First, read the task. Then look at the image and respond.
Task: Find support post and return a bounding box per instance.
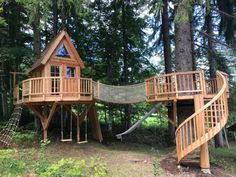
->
[173,101,177,126]
[77,109,80,142]
[194,94,210,171]
[43,129,47,143]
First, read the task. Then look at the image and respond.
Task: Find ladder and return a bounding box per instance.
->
[0,105,22,147]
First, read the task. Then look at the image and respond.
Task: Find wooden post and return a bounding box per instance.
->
[153,78,157,100]
[43,129,47,143]
[77,104,80,142]
[13,72,16,89]
[194,94,210,170]
[78,78,80,100]
[173,101,177,126]
[97,80,100,99]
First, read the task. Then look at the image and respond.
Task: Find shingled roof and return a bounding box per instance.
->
[31,30,85,72]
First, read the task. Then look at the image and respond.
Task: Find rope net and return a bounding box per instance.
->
[0,105,22,148]
[93,81,146,104]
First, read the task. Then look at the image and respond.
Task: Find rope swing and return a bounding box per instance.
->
[60,105,73,142]
[77,105,88,144]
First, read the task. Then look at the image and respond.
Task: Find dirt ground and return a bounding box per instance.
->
[41,140,235,177]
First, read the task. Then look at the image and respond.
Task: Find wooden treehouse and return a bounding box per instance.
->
[12,30,229,171]
[13,30,102,143]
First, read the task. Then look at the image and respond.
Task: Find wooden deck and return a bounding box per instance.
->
[145,71,224,102]
[13,71,228,105]
[13,77,93,104]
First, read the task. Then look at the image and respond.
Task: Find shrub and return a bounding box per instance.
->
[13,130,38,145]
[40,156,107,177]
[0,149,26,176]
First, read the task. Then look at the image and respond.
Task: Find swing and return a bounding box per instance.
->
[61,105,73,142]
[77,106,88,144]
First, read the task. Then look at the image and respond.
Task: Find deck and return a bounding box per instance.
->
[145,71,224,102]
[13,77,93,104]
[13,71,228,105]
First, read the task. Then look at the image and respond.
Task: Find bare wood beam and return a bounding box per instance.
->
[28,105,44,121]
[45,102,58,130]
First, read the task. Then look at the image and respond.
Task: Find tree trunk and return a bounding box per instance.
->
[106,49,114,135]
[175,1,193,72]
[206,4,224,147]
[52,0,58,36]
[61,0,66,29]
[122,0,131,129]
[162,0,174,144]
[108,104,113,135]
[190,6,196,71]
[175,0,194,124]
[32,5,41,58]
[0,62,8,120]
[162,0,172,74]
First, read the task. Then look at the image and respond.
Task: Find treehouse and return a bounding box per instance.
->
[12,29,230,171]
[13,30,103,143]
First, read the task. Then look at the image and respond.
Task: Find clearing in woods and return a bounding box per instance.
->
[7,139,236,177]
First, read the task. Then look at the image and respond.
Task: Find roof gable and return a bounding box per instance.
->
[31,30,85,71]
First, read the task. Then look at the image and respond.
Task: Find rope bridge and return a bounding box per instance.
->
[0,105,22,148]
[93,81,146,104]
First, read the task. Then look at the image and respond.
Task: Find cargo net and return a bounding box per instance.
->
[0,105,22,148]
[93,81,146,104]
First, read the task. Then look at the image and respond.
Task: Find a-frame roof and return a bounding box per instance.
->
[31,30,85,72]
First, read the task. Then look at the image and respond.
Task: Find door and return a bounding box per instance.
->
[65,66,77,94]
[51,65,60,94]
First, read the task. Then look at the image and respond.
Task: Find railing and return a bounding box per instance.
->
[205,78,218,95]
[175,71,228,162]
[13,77,92,103]
[145,71,204,101]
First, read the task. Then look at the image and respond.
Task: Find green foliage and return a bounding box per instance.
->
[39,156,107,177]
[16,0,50,25]
[40,139,51,152]
[13,130,38,145]
[0,148,107,176]
[209,146,236,173]
[0,7,6,26]
[153,159,161,176]
[174,0,192,24]
[0,149,26,176]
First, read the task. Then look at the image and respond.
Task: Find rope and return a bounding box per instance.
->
[60,105,73,141]
[61,105,63,140]
[85,114,87,141]
[93,81,146,104]
[0,105,22,148]
[70,105,72,140]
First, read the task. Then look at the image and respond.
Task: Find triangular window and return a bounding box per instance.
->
[55,43,70,58]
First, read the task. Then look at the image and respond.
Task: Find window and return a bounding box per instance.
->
[51,66,60,77]
[66,67,75,77]
[55,43,70,58]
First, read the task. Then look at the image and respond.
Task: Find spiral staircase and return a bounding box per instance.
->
[145,70,229,169]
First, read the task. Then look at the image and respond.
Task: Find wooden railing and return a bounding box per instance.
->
[13,77,92,104]
[145,71,204,101]
[205,78,218,95]
[175,71,228,162]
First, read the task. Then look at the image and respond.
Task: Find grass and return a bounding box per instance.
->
[209,144,236,174]
[2,128,236,177]
[0,147,108,176]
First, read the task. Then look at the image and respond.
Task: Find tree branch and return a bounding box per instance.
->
[194,29,236,50]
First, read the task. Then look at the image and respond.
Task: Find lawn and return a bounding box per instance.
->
[0,130,235,177]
